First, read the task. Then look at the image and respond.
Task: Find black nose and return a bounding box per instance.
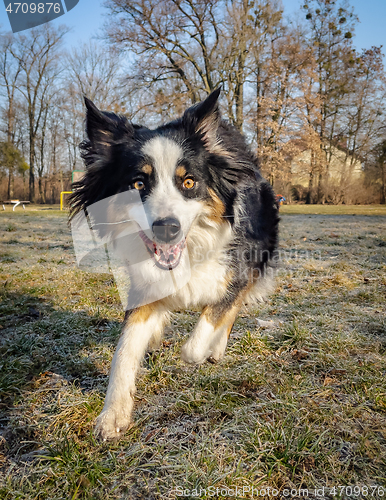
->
[152,217,181,243]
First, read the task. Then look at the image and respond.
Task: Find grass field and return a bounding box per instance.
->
[0,207,385,499]
[279,205,386,216]
[4,202,386,215]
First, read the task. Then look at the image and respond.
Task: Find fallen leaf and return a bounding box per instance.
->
[303,456,315,471]
[323,377,335,386]
[292,349,309,361]
[329,368,347,376]
[144,429,160,442]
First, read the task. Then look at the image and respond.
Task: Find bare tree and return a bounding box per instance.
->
[0,32,23,198]
[62,42,126,172]
[104,0,285,130]
[65,42,124,106]
[8,24,68,202]
[369,140,386,204]
[1,0,385,205]
[302,0,359,201]
[104,0,222,108]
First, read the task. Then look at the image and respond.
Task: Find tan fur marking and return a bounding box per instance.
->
[211,304,238,331]
[207,188,225,222]
[128,303,158,324]
[224,270,234,288]
[141,164,153,175]
[175,165,187,178]
[226,321,235,339]
[203,280,254,336]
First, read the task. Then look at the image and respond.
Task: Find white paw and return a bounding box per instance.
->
[180,340,209,365]
[94,397,134,441]
[208,333,228,362]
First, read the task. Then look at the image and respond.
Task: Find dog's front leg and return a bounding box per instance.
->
[95,304,169,441]
[181,299,242,365]
[180,277,256,365]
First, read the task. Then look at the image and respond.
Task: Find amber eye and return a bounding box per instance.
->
[183,178,195,190]
[133,180,145,190]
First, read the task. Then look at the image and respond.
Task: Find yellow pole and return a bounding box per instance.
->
[60,191,72,211]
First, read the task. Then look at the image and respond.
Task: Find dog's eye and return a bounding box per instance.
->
[133,180,145,190]
[183,178,195,190]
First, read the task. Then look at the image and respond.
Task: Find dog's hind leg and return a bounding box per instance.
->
[95,303,169,441]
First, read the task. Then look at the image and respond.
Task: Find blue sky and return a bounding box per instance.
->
[0,0,385,55]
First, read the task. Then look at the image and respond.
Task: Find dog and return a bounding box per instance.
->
[70,88,279,441]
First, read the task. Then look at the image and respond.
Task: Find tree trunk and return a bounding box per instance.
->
[51,178,56,204]
[7,169,14,199]
[306,151,315,204]
[381,162,386,204]
[38,175,46,204]
[44,176,48,203]
[317,172,324,204]
[29,134,35,202]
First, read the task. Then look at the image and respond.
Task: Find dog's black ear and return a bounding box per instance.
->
[182,88,221,151]
[84,97,134,156]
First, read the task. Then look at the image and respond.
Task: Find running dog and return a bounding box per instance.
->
[70,88,279,441]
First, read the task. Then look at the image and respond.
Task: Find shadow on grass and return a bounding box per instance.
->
[0,290,121,452]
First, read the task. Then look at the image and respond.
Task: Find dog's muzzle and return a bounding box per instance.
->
[139,217,185,270]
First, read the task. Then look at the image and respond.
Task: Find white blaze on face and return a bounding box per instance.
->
[141,137,203,234]
[142,137,183,182]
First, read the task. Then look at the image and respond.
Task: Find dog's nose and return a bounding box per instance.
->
[152,217,181,243]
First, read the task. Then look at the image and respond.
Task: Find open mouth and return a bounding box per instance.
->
[139,230,185,270]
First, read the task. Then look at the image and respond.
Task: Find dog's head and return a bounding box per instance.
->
[70,89,256,271]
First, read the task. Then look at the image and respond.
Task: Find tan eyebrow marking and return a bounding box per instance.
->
[175,165,187,178]
[141,164,153,175]
[207,188,225,222]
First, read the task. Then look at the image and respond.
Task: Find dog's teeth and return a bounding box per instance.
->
[143,236,186,269]
[116,427,120,433]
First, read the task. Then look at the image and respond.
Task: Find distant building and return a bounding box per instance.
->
[290,141,363,187]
